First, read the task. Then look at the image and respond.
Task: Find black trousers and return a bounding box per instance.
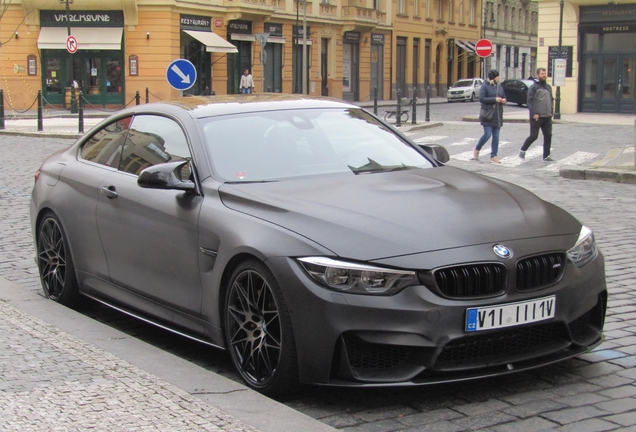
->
[521,117,552,159]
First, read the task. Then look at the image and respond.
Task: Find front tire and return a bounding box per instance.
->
[223,260,298,396]
[36,211,80,307]
[470,92,475,102]
[400,111,409,123]
[384,111,396,123]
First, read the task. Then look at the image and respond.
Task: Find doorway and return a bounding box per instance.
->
[42,50,124,107]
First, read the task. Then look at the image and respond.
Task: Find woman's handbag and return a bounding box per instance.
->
[479,105,496,122]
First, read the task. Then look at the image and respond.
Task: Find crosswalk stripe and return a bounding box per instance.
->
[539,151,599,172]
[499,148,543,167]
[449,138,478,147]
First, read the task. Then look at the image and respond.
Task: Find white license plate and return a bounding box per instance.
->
[465,296,556,332]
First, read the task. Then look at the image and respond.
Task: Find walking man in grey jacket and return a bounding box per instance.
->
[519,67,554,161]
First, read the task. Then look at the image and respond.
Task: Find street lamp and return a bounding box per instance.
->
[554,0,564,120]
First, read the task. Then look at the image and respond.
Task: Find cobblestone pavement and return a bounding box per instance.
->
[0,300,260,432]
[1,129,636,431]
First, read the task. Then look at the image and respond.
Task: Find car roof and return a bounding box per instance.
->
[149,94,360,118]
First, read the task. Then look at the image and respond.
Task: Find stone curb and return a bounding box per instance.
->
[559,166,636,184]
[0,276,336,432]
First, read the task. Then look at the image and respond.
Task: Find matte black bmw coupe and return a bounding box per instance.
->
[31,95,607,396]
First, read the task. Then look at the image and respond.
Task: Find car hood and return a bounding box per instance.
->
[218,167,580,261]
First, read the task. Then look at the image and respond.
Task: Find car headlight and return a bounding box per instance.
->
[567,225,598,267]
[297,257,418,295]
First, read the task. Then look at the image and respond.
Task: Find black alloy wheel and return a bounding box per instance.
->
[224,260,298,396]
[37,212,79,306]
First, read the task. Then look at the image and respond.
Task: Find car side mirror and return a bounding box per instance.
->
[419,143,450,163]
[138,160,196,192]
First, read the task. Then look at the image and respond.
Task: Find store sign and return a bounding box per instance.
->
[344,31,360,44]
[180,14,211,31]
[580,4,636,23]
[552,59,567,87]
[228,20,252,35]
[293,25,312,38]
[40,10,124,27]
[371,34,385,45]
[264,23,283,37]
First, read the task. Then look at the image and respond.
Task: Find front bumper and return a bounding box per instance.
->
[448,93,471,101]
[267,245,607,387]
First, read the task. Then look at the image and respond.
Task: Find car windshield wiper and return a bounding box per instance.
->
[348,158,414,175]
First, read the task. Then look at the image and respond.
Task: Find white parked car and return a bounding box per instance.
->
[448,78,483,102]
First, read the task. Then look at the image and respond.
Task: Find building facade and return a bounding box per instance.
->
[536,0,636,114]
[482,0,538,81]
[0,0,393,109]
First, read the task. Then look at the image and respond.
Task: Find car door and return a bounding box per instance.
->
[96,114,204,318]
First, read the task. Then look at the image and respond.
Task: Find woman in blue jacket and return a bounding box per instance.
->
[473,69,507,164]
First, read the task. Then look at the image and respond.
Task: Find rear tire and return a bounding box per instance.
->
[223,260,299,397]
[36,211,80,307]
[400,111,409,123]
[384,111,396,123]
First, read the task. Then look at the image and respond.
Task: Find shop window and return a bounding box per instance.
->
[603,34,634,51]
[584,34,599,52]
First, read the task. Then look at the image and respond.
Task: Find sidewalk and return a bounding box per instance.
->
[0,276,335,432]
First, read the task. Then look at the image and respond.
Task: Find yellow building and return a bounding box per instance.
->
[536,0,636,114]
[391,0,482,98]
[0,0,393,110]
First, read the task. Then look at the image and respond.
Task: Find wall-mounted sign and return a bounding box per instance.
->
[371,34,385,45]
[180,14,211,31]
[264,23,283,37]
[580,4,636,23]
[228,20,252,35]
[552,58,567,87]
[344,31,360,44]
[293,25,311,38]
[28,55,37,76]
[129,55,138,76]
[214,19,223,28]
[40,10,124,27]
[547,46,573,77]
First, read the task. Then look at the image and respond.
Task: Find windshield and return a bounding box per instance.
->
[452,80,474,88]
[200,108,435,182]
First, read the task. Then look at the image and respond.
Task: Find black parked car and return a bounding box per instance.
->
[31,94,606,396]
[501,79,536,106]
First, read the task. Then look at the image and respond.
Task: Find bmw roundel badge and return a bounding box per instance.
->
[493,244,513,259]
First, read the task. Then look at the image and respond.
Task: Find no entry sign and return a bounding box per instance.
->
[475,39,493,58]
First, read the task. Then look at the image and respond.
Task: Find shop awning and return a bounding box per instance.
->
[37,27,123,50]
[183,30,238,53]
[455,40,475,53]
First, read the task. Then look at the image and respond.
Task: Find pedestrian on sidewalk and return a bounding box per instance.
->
[239,69,255,94]
[519,67,554,161]
[473,69,506,164]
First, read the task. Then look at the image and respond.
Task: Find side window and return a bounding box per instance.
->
[119,115,192,177]
[80,116,132,167]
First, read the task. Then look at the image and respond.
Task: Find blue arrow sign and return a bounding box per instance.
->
[166,59,197,91]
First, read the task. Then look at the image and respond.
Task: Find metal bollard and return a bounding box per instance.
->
[37,91,43,131]
[373,86,378,115]
[78,91,84,134]
[412,88,417,124]
[145,87,149,104]
[396,89,402,128]
[425,86,431,123]
[135,91,140,105]
[1,89,6,130]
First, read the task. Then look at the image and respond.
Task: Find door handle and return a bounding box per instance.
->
[101,186,118,199]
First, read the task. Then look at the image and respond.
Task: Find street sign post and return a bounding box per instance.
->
[66,35,78,54]
[475,39,493,58]
[166,59,197,91]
